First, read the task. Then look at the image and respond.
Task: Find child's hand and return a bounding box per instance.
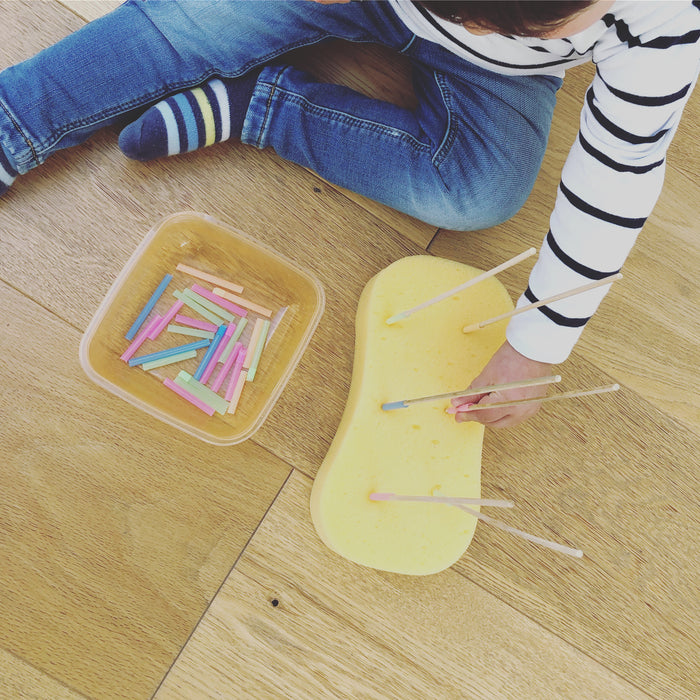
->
[451,341,553,428]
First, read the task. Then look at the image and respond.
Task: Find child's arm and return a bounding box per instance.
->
[450,341,553,428]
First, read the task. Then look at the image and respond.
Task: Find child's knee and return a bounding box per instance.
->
[414,168,535,231]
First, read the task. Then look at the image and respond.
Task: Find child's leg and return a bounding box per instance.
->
[240,54,561,230]
[0,0,411,188]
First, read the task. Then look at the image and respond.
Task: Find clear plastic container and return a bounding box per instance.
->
[80,212,325,445]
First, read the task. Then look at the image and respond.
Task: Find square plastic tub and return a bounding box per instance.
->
[80,212,325,445]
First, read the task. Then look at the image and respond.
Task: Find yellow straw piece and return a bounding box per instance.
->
[243,319,265,370]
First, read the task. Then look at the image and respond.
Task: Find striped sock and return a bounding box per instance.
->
[118,73,259,162]
[0,145,18,196]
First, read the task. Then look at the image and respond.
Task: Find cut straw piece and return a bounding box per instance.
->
[243,319,266,370]
[451,384,620,413]
[164,377,215,416]
[201,322,236,384]
[125,273,173,341]
[147,315,163,340]
[183,289,236,323]
[211,342,243,393]
[381,375,561,410]
[224,346,247,401]
[175,371,229,415]
[167,325,215,339]
[128,339,210,367]
[218,318,248,363]
[174,315,218,332]
[463,273,623,333]
[120,316,162,362]
[191,284,248,317]
[212,287,273,318]
[246,319,270,382]
[173,290,226,325]
[369,493,514,508]
[149,300,185,339]
[176,263,244,293]
[193,324,227,381]
[226,369,248,414]
[142,349,197,371]
[456,504,583,558]
[386,248,536,325]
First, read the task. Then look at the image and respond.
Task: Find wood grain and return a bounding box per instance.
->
[0,281,291,699]
[155,471,652,700]
[0,649,87,700]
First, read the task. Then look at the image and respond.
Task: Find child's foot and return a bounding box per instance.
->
[0,146,18,196]
[118,73,260,161]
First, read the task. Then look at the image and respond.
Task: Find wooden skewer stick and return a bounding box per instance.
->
[451,384,620,413]
[381,374,561,411]
[386,247,537,325]
[370,493,514,508]
[456,504,583,558]
[462,272,623,333]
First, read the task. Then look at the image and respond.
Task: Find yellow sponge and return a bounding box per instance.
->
[310,255,513,575]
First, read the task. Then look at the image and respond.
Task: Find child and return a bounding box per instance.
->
[0,1,697,427]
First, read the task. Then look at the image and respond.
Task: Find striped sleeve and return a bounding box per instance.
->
[507,7,700,364]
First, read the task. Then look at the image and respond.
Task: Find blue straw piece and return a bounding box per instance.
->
[193,324,227,381]
[128,339,210,367]
[381,400,409,411]
[125,273,173,341]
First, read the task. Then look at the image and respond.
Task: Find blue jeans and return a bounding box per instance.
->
[0,0,561,230]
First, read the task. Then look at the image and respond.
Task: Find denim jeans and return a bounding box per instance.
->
[0,0,561,230]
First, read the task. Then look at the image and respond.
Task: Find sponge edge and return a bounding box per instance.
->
[310,255,514,576]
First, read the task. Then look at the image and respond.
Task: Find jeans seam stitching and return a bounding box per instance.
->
[0,100,38,167]
[256,81,433,152]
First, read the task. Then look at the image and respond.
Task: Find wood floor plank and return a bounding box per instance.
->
[155,470,651,700]
[0,649,88,700]
[0,281,291,699]
[429,65,700,433]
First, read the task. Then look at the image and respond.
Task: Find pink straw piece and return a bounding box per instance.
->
[446,402,475,415]
[163,377,216,416]
[149,300,185,339]
[191,284,248,317]
[224,346,247,401]
[120,316,162,362]
[174,314,219,332]
[148,315,163,339]
[201,322,237,385]
[211,342,243,393]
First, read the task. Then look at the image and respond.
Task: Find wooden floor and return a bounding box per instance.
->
[1,2,698,698]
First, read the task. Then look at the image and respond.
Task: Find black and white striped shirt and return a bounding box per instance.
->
[390,0,700,363]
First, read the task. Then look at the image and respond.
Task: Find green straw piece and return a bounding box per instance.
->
[183,289,235,323]
[246,319,270,382]
[141,349,198,371]
[167,324,215,339]
[173,290,226,325]
[218,317,248,363]
[175,370,229,415]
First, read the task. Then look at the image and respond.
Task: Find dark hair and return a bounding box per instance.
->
[417,1,596,37]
